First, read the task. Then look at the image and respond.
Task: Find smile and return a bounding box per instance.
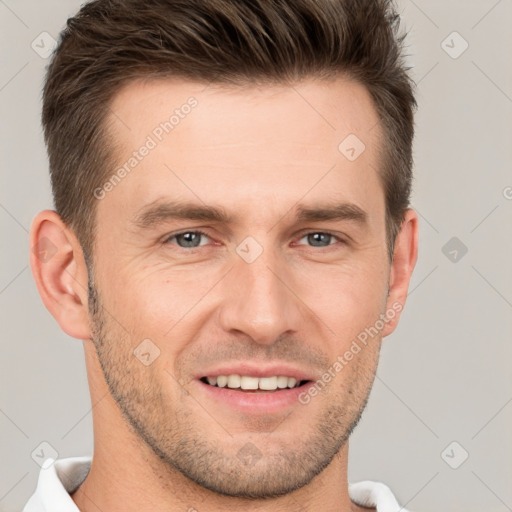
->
[200,375,307,391]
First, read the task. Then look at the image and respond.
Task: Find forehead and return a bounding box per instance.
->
[108,75,382,149]
[101,76,384,223]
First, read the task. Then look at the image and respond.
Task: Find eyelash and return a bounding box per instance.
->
[163,229,346,250]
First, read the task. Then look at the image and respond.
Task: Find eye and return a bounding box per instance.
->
[164,230,212,249]
[296,231,344,248]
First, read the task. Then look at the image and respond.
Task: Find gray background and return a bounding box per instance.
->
[1,1,511,511]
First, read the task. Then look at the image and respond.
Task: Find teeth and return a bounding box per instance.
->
[276,376,288,389]
[227,375,241,388]
[204,375,302,390]
[287,377,297,388]
[259,377,277,390]
[240,376,259,390]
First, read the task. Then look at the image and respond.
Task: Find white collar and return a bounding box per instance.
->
[23,456,411,512]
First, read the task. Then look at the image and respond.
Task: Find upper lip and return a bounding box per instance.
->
[195,362,316,382]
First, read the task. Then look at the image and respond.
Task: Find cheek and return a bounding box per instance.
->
[293,259,388,337]
[103,267,216,357]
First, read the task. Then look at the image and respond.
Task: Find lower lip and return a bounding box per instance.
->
[195,379,312,414]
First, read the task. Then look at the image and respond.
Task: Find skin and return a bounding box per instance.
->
[30,76,418,512]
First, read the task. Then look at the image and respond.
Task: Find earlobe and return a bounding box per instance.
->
[381,208,419,337]
[29,210,92,340]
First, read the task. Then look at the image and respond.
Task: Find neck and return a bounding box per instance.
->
[71,445,364,512]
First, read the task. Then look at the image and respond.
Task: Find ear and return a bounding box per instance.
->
[29,210,91,340]
[381,208,419,337]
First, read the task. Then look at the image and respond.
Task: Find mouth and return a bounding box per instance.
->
[193,364,316,413]
[199,375,311,392]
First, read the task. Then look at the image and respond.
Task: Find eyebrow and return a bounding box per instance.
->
[133,201,232,228]
[132,200,368,229]
[296,203,367,224]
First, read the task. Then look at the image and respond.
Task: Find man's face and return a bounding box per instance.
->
[89,77,392,498]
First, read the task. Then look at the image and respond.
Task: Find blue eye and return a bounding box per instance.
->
[163,230,344,251]
[165,230,211,248]
[297,232,341,247]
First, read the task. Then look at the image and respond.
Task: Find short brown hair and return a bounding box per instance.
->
[42,0,416,261]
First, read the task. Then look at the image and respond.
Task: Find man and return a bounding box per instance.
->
[25,0,418,510]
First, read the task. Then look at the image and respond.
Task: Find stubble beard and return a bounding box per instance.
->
[87,276,377,499]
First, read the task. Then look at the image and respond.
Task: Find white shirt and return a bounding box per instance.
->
[23,456,412,512]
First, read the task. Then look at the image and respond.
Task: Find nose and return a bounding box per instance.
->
[217,247,302,346]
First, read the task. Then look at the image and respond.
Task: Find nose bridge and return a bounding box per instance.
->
[218,241,299,344]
